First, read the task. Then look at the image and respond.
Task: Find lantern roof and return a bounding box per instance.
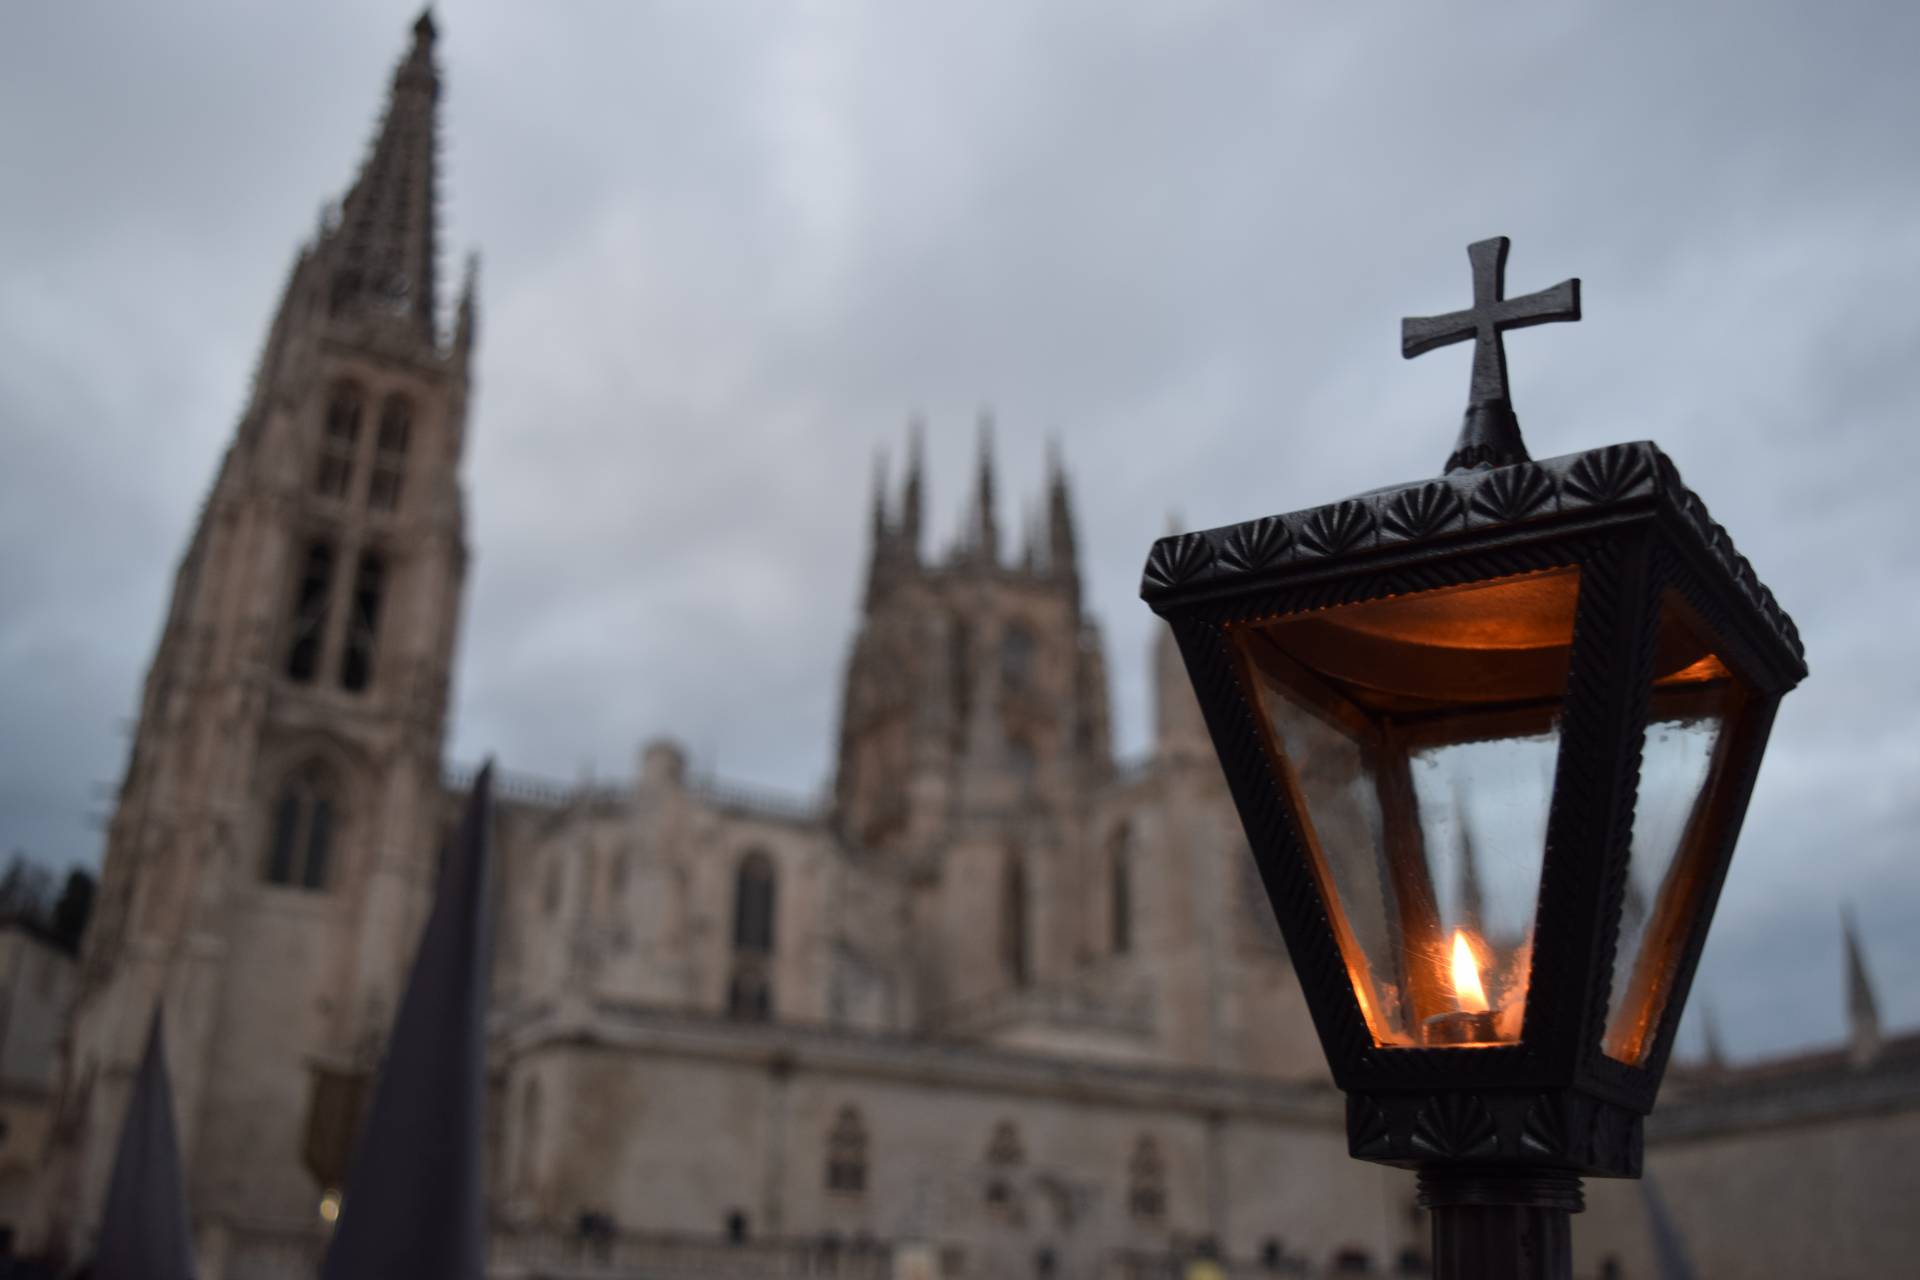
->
[1142,440,1805,690]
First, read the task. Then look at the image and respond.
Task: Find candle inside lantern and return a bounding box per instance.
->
[1423,928,1502,1046]
[1450,929,1490,1014]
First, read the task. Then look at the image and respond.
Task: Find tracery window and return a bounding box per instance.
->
[368,395,410,511]
[315,383,363,499]
[948,619,973,754]
[825,1106,868,1194]
[265,761,337,890]
[732,850,776,953]
[1110,825,1133,955]
[285,540,336,683]
[1128,1135,1166,1223]
[338,551,386,692]
[1001,622,1036,689]
[1001,853,1030,988]
[727,851,777,1021]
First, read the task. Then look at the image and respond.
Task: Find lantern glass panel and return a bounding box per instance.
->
[1230,567,1580,1049]
[1604,590,1753,1064]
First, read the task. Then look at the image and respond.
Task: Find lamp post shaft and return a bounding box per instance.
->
[1418,1167,1581,1280]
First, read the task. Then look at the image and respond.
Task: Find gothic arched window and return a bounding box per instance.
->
[948,619,973,755]
[1110,825,1133,955]
[338,551,386,692]
[825,1106,868,1194]
[1128,1135,1166,1223]
[316,382,363,499]
[732,850,776,954]
[1001,623,1036,689]
[728,850,777,1021]
[368,395,411,511]
[265,762,337,890]
[284,540,336,683]
[1001,853,1030,987]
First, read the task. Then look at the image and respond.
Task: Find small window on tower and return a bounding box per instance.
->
[339,552,386,692]
[1001,623,1036,689]
[368,395,411,511]
[264,761,338,891]
[316,383,363,499]
[1001,853,1030,988]
[285,541,336,683]
[732,850,777,954]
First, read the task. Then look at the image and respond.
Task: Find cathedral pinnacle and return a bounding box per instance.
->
[1046,438,1078,588]
[1843,906,1882,1067]
[973,409,999,564]
[870,447,891,544]
[900,414,925,558]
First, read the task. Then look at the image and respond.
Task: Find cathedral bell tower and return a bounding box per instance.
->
[833,415,1113,853]
[44,14,477,1255]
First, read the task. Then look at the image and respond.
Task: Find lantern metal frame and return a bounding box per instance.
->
[1141,440,1806,1184]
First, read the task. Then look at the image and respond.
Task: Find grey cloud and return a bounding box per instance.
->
[2,0,1915,1060]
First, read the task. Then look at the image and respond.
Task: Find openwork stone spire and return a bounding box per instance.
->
[327,11,443,341]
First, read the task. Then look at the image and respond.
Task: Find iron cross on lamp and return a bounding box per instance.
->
[1140,237,1806,1280]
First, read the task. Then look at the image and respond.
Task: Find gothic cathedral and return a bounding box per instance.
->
[38,16,1421,1278]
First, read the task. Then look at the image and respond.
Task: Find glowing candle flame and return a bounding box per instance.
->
[1450,929,1490,1014]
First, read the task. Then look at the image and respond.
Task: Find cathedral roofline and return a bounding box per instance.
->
[496,998,1345,1124]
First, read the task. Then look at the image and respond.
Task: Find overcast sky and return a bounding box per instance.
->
[3,1,1915,1062]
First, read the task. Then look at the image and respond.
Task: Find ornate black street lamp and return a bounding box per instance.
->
[1141,238,1806,1279]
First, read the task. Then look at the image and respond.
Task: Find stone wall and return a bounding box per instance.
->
[495,1004,1416,1279]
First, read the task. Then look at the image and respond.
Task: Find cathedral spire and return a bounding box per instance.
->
[1046,437,1079,593]
[1844,906,1882,1068]
[864,447,895,607]
[870,446,891,546]
[324,12,444,342]
[972,408,999,564]
[899,414,925,561]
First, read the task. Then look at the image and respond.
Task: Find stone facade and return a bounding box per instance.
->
[0,923,76,1249]
[27,15,1916,1280]
[1578,1032,1920,1279]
